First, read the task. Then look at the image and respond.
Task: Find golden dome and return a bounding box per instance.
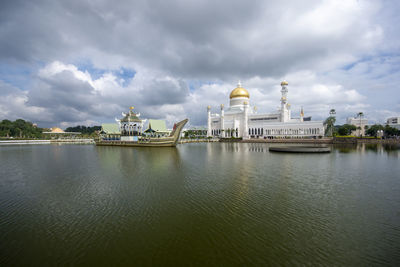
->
[281,80,288,86]
[230,81,249,99]
[51,127,64,133]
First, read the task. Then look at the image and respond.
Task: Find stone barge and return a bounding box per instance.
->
[269,146,331,153]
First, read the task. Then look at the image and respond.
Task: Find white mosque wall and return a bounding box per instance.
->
[210,117,324,138]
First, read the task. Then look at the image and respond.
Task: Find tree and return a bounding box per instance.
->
[357,112,364,136]
[324,117,336,136]
[324,109,336,136]
[365,124,384,137]
[384,125,400,137]
[65,125,101,136]
[337,124,356,136]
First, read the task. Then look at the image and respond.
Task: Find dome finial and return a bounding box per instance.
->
[237,80,242,88]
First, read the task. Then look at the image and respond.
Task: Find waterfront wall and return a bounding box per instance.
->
[218,137,400,145]
[240,138,333,144]
[0,139,95,145]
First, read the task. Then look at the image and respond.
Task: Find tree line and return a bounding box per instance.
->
[65,125,101,135]
[0,119,102,139]
[330,124,399,137]
[0,119,43,138]
[324,110,399,137]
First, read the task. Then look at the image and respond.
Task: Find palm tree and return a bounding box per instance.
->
[329,109,336,136]
[357,112,364,137]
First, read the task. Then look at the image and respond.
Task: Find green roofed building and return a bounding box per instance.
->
[101,123,120,140]
[144,120,170,137]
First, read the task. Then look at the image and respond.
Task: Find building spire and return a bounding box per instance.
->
[237,80,242,88]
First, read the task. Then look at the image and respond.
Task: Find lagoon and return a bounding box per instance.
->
[1,143,399,266]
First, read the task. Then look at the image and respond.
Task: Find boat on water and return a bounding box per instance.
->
[96,118,188,147]
[269,145,331,153]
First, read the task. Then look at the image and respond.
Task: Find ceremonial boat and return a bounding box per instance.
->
[96,118,188,147]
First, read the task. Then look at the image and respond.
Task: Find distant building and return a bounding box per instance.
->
[386,117,400,130]
[43,127,81,139]
[207,81,325,139]
[346,116,368,136]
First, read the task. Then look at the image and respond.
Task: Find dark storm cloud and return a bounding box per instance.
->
[0,0,378,79]
[140,79,189,105]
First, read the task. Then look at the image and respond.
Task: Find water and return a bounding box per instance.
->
[1,143,399,266]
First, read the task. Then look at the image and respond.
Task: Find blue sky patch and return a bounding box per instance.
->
[113,68,136,86]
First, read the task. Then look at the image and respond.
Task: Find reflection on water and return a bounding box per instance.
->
[334,143,400,157]
[0,143,399,266]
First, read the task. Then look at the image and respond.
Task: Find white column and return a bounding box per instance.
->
[207,106,211,137]
[300,106,304,122]
[280,81,289,122]
[243,101,249,139]
[220,104,224,138]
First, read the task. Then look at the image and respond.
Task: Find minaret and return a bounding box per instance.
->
[300,106,304,122]
[243,101,249,139]
[280,80,289,122]
[207,105,211,137]
[220,104,224,138]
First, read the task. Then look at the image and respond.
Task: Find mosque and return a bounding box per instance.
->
[207,81,325,139]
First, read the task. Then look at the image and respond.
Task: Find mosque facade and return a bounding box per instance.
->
[207,81,325,139]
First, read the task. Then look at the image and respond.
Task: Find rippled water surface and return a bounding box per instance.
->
[1,143,400,266]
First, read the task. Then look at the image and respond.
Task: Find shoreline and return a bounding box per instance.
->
[239,137,400,144]
[0,139,95,145]
[1,137,399,145]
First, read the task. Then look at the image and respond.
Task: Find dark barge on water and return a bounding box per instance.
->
[269,146,331,153]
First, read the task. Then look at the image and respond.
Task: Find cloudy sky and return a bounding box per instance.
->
[0,0,399,128]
